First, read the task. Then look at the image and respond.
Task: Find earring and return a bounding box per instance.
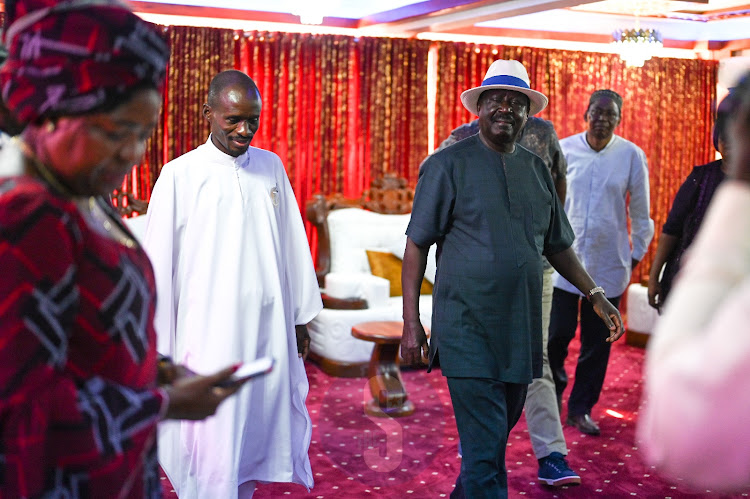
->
[46,121,56,132]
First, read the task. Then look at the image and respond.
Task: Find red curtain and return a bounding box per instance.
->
[123,25,236,203]
[237,32,430,213]
[433,42,717,284]
[124,25,717,283]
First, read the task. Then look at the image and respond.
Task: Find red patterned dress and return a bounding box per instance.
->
[0,176,167,498]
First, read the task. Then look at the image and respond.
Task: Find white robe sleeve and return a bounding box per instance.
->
[638,181,750,491]
[142,164,180,356]
[277,160,323,326]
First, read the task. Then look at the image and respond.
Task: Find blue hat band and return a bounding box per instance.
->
[482,75,529,89]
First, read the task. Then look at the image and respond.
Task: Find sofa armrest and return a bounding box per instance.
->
[320,293,368,310]
[324,272,391,309]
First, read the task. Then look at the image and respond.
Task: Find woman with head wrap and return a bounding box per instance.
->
[647,91,738,312]
[0,1,245,496]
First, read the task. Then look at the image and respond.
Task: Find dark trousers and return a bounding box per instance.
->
[547,287,621,418]
[447,377,528,499]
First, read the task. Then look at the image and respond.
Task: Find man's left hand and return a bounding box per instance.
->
[591,294,624,343]
[296,325,311,359]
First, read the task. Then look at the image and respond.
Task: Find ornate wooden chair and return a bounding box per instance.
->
[305,173,433,377]
[111,189,149,241]
[111,189,149,217]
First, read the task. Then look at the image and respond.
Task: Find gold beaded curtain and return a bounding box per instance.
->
[238,31,356,207]
[356,37,431,187]
[433,42,718,284]
[237,32,430,210]
[124,25,236,202]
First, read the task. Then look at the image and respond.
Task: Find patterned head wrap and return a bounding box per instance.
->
[588,89,623,114]
[0,0,170,124]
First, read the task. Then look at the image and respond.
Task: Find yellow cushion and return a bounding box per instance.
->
[366,250,433,297]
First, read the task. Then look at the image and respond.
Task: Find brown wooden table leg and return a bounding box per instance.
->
[365,341,414,417]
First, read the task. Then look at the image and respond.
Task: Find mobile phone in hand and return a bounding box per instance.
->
[215,357,274,388]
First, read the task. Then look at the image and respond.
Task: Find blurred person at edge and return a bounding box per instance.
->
[0,1,246,497]
[0,43,24,142]
[638,72,750,493]
[647,90,738,312]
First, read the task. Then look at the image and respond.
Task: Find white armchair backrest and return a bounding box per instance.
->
[327,208,411,274]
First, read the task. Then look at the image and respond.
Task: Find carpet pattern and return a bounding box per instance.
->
[161,337,750,498]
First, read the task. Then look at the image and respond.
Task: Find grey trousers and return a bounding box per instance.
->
[524,267,568,459]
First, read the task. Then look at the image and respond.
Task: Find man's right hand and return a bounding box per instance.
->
[401,320,429,366]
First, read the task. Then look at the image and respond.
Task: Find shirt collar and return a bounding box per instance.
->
[203,135,249,167]
[583,132,617,153]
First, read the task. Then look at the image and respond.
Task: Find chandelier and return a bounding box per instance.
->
[612,28,663,68]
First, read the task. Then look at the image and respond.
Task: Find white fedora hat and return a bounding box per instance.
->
[460,59,548,116]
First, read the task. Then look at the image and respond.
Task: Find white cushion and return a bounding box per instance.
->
[308,295,433,364]
[327,208,411,274]
[324,272,390,309]
[626,283,660,334]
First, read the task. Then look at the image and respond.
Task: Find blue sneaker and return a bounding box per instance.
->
[538,452,582,487]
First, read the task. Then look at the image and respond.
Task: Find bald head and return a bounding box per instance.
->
[204,70,262,157]
[207,70,260,107]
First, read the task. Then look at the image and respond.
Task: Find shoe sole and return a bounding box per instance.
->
[539,476,582,487]
[565,418,600,436]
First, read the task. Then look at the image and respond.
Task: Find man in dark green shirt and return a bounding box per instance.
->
[401,59,623,498]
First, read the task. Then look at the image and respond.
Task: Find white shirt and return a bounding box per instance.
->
[143,137,322,498]
[638,181,750,492]
[553,132,654,297]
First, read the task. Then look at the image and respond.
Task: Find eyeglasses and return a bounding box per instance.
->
[588,108,619,120]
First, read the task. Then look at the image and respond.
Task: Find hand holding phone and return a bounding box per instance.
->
[214,357,274,388]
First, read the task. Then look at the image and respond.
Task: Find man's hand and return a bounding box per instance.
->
[401,320,428,366]
[590,293,624,342]
[647,278,662,311]
[296,324,311,360]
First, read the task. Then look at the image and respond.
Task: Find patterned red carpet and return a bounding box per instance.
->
[161,337,750,498]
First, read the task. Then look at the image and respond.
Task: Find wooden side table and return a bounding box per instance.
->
[351,320,424,418]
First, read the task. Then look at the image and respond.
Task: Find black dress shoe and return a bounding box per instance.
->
[566,414,600,435]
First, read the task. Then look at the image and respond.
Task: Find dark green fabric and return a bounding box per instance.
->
[407,135,574,383]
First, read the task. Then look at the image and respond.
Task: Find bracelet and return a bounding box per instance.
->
[157,354,173,367]
[587,286,605,302]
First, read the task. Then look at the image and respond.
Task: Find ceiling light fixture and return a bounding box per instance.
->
[611,1,664,68]
[296,11,324,25]
[612,27,663,68]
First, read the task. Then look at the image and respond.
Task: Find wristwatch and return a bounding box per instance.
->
[587,286,605,302]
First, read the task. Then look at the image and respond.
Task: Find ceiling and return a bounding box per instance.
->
[0,1,746,56]
[129,0,750,57]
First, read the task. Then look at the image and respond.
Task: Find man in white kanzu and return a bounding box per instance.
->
[143,70,322,498]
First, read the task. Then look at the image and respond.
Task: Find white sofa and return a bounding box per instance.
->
[625,282,660,347]
[305,175,433,377]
